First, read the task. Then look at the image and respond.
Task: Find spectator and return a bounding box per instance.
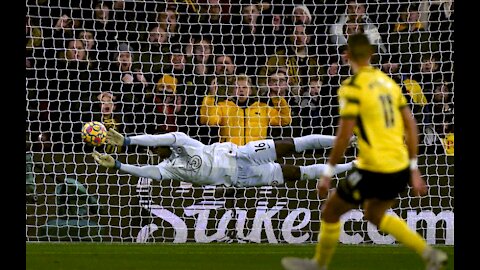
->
[393,4,424,32]
[430,80,454,137]
[213,55,236,100]
[168,45,193,82]
[419,0,453,72]
[162,44,199,137]
[329,0,386,53]
[77,30,98,67]
[412,53,443,98]
[26,15,43,71]
[260,25,323,94]
[292,5,312,25]
[257,3,287,58]
[154,74,184,134]
[200,75,291,145]
[421,79,454,155]
[387,4,437,70]
[381,55,402,84]
[298,77,322,136]
[135,24,170,84]
[109,0,141,46]
[263,68,289,97]
[325,45,351,87]
[47,39,101,152]
[165,0,201,43]
[45,13,81,60]
[91,92,130,153]
[88,2,116,53]
[184,37,216,140]
[192,37,214,78]
[215,55,236,77]
[319,45,352,136]
[101,42,149,135]
[232,2,270,77]
[157,7,181,44]
[197,0,233,48]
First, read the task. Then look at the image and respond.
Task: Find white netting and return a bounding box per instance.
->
[26,0,454,244]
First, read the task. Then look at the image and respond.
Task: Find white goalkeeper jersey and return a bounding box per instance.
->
[159,142,239,186]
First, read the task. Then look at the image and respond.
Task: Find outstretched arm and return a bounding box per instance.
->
[117,163,162,180]
[92,151,162,180]
[107,129,176,147]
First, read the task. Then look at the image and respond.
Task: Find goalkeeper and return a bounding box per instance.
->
[92,130,356,187]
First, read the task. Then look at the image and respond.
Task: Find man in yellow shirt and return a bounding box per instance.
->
[281,33,447,270]
[200,74,291,146]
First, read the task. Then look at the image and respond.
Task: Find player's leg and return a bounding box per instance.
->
[313,192,356,267]
[365,199,447,269]
[237,161,353,187]
[282,192,356,270]
[284,166,364,270]
[274,135,337,158]
[240,135,347,166]
[237,139,278,165]
[235,160,352,187]
[281,162,354,183]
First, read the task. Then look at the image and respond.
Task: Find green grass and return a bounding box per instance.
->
[26,243,454,270]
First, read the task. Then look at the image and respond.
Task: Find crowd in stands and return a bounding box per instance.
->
[26,0,454,155]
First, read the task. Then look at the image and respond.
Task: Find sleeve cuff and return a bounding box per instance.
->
[124,137,131,146]
[114,160,122,170]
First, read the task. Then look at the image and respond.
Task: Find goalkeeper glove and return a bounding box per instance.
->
[92,151,121,169]
[107,129,130,146]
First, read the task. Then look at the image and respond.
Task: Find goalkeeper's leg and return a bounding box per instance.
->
[240,162,353,187]
[281,162,354,182]
[239,135,339,166]
[274,135,337,158]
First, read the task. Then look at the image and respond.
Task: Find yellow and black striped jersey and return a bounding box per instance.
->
[339,66,409,173]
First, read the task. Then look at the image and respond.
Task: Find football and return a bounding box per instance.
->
[81,121,107,147]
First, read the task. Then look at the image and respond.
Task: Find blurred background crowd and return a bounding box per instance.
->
[26,0,454,155]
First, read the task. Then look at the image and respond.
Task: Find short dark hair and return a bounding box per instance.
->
[347,33,373,62]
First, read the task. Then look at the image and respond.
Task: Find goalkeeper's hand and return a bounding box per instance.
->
[92,151,116,168]
[107,129,125,146]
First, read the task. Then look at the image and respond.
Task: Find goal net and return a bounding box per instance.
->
[26,0,454,244]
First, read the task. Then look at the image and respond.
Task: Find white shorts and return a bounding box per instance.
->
[234,140,284,187]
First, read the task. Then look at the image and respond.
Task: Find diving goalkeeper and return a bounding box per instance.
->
[92,130,356,187]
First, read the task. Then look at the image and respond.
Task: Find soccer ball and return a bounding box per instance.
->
[81,121,107,147]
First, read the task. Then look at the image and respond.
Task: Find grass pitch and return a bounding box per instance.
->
[26,243,454,270]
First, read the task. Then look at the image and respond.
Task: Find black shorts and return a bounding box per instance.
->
[336,166,410,205]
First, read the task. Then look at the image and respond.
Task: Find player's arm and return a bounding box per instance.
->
[106,129,176,147]
[92,151,162,180]
[400,106,427,196]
